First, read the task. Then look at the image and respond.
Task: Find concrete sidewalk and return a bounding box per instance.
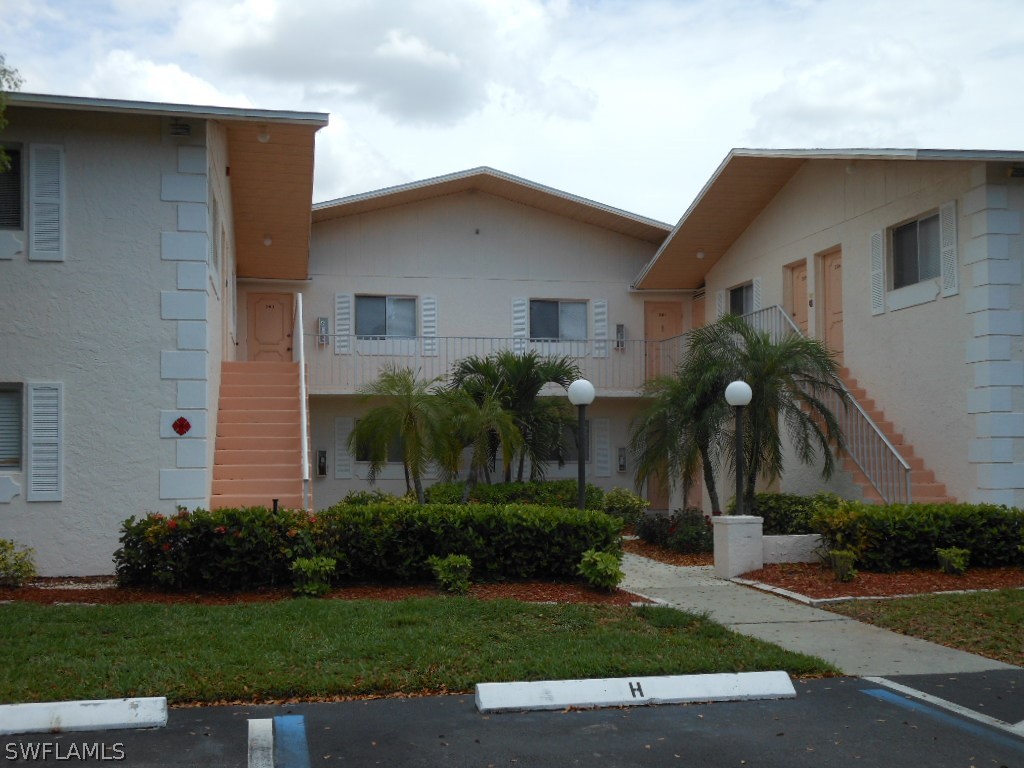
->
[620,553,1018,677]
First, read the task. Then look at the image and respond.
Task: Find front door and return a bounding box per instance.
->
[644,301,683,380]
[247,293,294,361]
[821,250,844,363]
[788,261,809,334]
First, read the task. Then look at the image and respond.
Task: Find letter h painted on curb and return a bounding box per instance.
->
[629,681,645,699]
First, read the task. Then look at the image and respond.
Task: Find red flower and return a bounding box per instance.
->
[309,516,318,524]
[167,519,178,530]
[215,526,227,535]
[161,543,171,552]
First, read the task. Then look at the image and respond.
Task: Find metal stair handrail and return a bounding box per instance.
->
[293,294,312,511]
[742,306,912,504]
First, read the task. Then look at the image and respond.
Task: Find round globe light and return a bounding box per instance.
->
[725,380,752,407]
[567,378,596,406]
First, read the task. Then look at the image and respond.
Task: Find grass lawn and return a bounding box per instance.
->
[0,598,835,704]
[827,588,1024,667]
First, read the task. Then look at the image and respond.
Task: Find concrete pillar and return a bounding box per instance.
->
[713,515,764,578]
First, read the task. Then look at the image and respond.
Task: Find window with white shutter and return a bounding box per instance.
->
[0,148,23,229]
[0,385,22,471]
[27,382,62,501]
[28,144,64,262]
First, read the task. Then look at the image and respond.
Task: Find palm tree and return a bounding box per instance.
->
[687,314,848,512]
[449,350,580,482]
[349,365,450,504]
[630,314,848,514]
[440,389,523,501]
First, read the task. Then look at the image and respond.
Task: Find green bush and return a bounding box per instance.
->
[936,547,970,576]
[337,489,412,507]
[727,492,841,535]
[828,549,857,582]
[636,508,713,554]
[577,549,624,591]
[602,487,649,528]
[425,480,605,509]
[0,539,36,587]
[291,556,337,597]
[813,501,1024,572]
[427,554,473,594]
[115,503,621,589]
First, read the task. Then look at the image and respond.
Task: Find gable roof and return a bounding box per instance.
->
[313,166,673,243]
[633,148,1024,290]
[7,93,329,280]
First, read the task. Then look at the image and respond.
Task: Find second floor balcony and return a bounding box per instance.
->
[304,334,689,396]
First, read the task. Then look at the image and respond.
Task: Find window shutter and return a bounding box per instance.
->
[421,295,438,357]
[29,145,65,262]
[752,277,762,311]
[27,382,62,501]
[334,294,352,355]
[716,290,725,319]
[593,418,611,478]
[0,389,21,470]
[870,231,885,315]
[939,201,959,297]
[512,298,528,353]
[592,299,608,359]
[334,417,353,480]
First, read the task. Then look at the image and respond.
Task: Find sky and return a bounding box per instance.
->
[3,0,1023,224]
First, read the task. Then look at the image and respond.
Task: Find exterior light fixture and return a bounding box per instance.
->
[567,379,596,510]
[724,380,752,516]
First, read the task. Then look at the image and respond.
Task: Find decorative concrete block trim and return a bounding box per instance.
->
[972,310,1024,338]
[972,361,1024,388]
[713,515,764,579]
[0,475,20,503]
[978,463,1024,490]
[177,321,209,351]
[161,291,208,321]
[177,262,208,291]
[0,697,167,736]
[161,174,207,203]
[160,410,208,439]
[176,381,208,409]
[161,231,209,262]
[964,335,1012,364]
[159,468,207,500]
[176,439,208,469]
[963,184,1008,215]
[972,259,1022,288]
[177,203,208,233]
[763,534,822,564]
[967,437,1015,463]
[974,412,1024,438]
[970,488,1019,506]
[964,233,1010,264]
[160,351,208,381]
[964,285,1011,314]
[970,209,1021,237]
[177,146,207,175]
[966,386,1014,414]
[0,231,22,260]
[475,671,795,714]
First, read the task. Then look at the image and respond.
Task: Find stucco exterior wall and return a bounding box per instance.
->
[0,108,192,574]
[702,159,1020,504]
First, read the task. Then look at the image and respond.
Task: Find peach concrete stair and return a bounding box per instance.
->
[838,369,954,504]
[211,361,307,510]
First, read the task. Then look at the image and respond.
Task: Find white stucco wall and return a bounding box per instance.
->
[702,158,1024,505]
[0,107,226,574]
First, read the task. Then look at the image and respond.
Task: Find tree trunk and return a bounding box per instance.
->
[516,451,526,483]
[700,447,721,514]
[463,466,478,503]
[413,473,425,505]
[403,462,412,496]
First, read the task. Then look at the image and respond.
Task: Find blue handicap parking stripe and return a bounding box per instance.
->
[274,715,312,768]
[862,689,1024,755]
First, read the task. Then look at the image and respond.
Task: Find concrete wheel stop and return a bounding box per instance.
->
[0,697,168,736]
[475,671,796,714]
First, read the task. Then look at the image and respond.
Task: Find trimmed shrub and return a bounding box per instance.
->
[428,554,473,594]
[636,508,713,554]
[0,539,36,587]
[578,549,624,591]
[728,492,841,535]
[828,549,857,582]
[602,487,649,528]
[291,556,336,597]
[425,480,605,509]
[936,547,970,576]
[813,501,1024,572]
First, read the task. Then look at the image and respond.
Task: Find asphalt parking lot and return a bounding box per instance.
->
[5,672,1022,767]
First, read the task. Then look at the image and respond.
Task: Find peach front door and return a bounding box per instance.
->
[821,250,844,363]
[644,301,683,380]
[247,293,294,361]
[789,261,809,334]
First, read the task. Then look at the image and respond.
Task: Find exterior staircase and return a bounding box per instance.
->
[839,368,954,504]
[211,361,307,510]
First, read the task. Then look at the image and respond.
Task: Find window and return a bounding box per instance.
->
[891,213,940,290]
[355,296,416,338]
[355,430,404,464]
[0,148,22,229]
[530,300,586,341]
[0,386,22,470]
[729,283,754,316]
[562,420,590,463]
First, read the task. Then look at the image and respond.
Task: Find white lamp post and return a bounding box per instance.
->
[724,380,753,516]
[567,379,596,510]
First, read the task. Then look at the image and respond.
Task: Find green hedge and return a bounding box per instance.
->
[726,492,841,535]
[425,479,604,509]
[115,503,621,590]
[812,501,1024,572]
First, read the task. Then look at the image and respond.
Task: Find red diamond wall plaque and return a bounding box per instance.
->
[172,417,192,436]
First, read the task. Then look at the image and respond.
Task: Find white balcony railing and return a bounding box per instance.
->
[304,335,690,396]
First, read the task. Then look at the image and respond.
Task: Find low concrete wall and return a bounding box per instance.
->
[712,516,764,578]
[762,534,823,564]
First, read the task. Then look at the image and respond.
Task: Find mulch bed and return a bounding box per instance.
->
[738,562,1024,600]
[0,577,648,607]
[622,538,714,567]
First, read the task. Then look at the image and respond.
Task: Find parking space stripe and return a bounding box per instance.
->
[248,718,274,768]
[862,688,1024,754]
[274,715,311,768]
